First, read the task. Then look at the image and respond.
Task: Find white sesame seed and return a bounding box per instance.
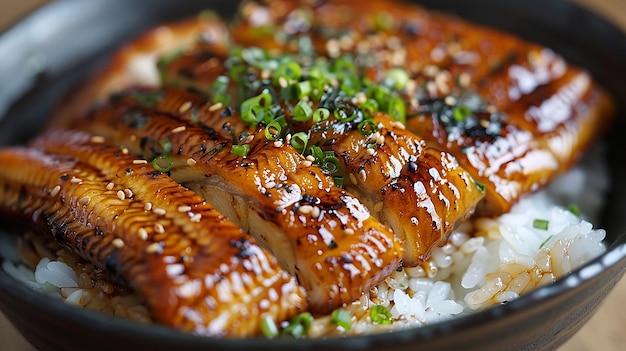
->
[273,140,284,148]
[302,160,313,167]
[50,185,61,197]
[376,134,385,145]
[133,159,148,165]
[359,169,367,182]
[374,201,384,212]
[90,135,106,143]
[190,213,202,223]
[70,177,82,184]
[366,148,376,156]
[278,77,289,88]
[117,190,126,201]
[178,101,192,113]
[311,206,321,218]
[178,205,192,213]
[106,182,115,190]
[79,196,91,205]
[138,228,148,240]
[208,102,223,112]
[153,208,166,216]
[112,238,125,249]
[121,148,129,155]
[298,205,313,215]
[154,223,165,233]
[124,189,133,199]
[305,155,316,162]
[244,134,254,143]
[186,158,197,166]
[265,181,276,189]
[171,126,186,134]
[444,96,457,106]
[349,173,358,185]
[344,228,355,235]
[144,202,153,211]
[145,242,161,254]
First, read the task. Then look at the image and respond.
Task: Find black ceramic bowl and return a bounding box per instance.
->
[1,1,626,350]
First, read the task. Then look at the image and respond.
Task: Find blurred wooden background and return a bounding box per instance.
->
[1,0,625,350]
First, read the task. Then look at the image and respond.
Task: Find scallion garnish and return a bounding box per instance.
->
[264,117,286,141]
[539,234,554,249]
[240,90,272,127]
[231,144,250,157]
[533,219,549,230]
[567,204,581,217]
[293,100,314,122]
[383,68,410,90]
[360,99,379,118]
[313,108,331,123]
[290,132,309,154]
[387,95,406,124]
[474,180,486,193]
[357,119,378,135]
[282,312,313,338]
[151,155,173,173]
[273,58,302,86]
[453,105,472,122]
[330,308,352,330]
[292,80,312,99]
[260,315,279,339]
[333,176,344,188]
[370,305,393,325]
[209,75,231,105]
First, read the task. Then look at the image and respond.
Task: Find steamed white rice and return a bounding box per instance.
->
[0,144,610,335]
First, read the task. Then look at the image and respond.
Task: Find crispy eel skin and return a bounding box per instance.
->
[72,99,403,313]
[0,129,308,336]
[229,0,615,214]
[109,85,483,266]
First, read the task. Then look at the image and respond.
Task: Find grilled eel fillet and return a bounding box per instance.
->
[71,99,403,313]
[51,11,230,128]
[107,84,483,267]
[229,0,615,214]
[0,129,307,336]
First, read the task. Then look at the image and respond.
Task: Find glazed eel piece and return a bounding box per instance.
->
[109,73,483,268]
[0,129,307,336]
[72,98,403,313]
[230,0,615,214]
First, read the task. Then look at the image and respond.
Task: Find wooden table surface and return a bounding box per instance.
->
[1,0,625,350]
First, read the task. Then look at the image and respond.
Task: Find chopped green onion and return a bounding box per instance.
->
[231,144,250,157]
[334,105,357,122]
[260,315,279,339]
[273,59,303,85]
[129,90,165,107]
[209,75,231,105]
[333,176,344,188]
[474,180,486,193]
[151,155,173,173]
[383,68,410,90]
[281,312,312,338]
[264,117,286,141]
[240,47,267,67]
[313,108,331,123]
[387,95,406,124]
[533,219,549,230]
[567,204,581,217]
[539,234,554,249]
[357,119,378,135]
[292,80,312,99]
[370,305,392,325]
[160,138,172,154]
[293,100,314,122]
[453,105,472,122]
[360,99,379,118]
[240,90,272,127]
[330,308,352,330]
[290,132,309,154]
